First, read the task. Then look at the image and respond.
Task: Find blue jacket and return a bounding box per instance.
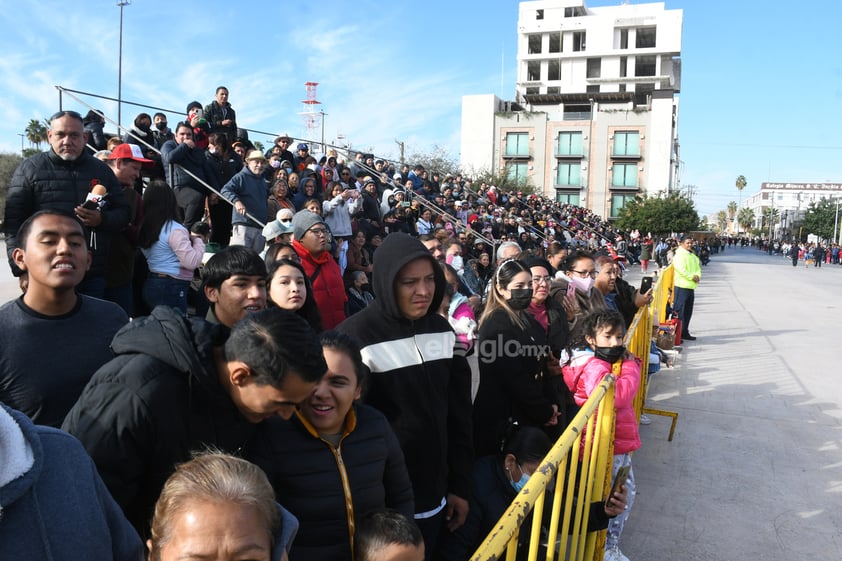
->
[0,404,143,561]
[221,165,269,228]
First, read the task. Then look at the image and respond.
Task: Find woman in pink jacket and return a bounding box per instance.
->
[561,309,640,561]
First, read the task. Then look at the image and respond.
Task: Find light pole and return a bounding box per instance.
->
[117,0,130,134]
[18,133,24,156]
[319,111,326,153]
[834,199,840,245]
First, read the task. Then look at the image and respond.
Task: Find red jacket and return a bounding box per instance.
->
[293,240,347,330]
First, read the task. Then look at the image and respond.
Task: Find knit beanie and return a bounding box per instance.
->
[292,210,326,241]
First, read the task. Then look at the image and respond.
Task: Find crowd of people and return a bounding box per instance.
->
[0,89,711,561]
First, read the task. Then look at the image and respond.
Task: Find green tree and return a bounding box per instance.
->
[406,144,460,177]
[727,201,738,233]
[737,207,755,232]
[614,192,699,235]
[761,207,779,233]
[25,119,48,148]
[801,198,837,240]
[716,210,728,232]
[0,152,23,224]
[735,174,747,207]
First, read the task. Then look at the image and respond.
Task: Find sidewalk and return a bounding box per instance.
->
[621,248,842,560]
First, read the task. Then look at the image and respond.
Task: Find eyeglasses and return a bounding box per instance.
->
[570,269,597,278]
[49,110,83,122]
[307,228,328,237]
[532,276,552,285]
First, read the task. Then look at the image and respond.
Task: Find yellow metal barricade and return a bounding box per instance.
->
[471,266,680,561]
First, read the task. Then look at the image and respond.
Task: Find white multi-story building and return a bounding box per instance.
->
[461,0,683,219]
[745,182,842,239]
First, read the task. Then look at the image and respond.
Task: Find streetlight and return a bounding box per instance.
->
[117,0,131,134]
[834,199,840,245]
[18,133,24,156]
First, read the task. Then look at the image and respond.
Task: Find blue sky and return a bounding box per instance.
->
[1,0,841,217]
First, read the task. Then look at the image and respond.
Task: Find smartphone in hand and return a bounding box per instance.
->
[606,465,631,508]
[640,276,653,293]
[566,282,576,299]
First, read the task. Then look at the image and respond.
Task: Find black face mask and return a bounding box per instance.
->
[594,345,625,364]
[507,288,533,310]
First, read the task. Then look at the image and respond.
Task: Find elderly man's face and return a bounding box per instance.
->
[47,115,87,161]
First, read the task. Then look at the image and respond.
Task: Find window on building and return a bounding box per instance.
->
[586,58,601,78]
[556,191,581,205]
[635,55,657,77]
[564,6,586,17]
[547,86,561,94]
[635,83,655,105]
[507,162,529,183]
[586,85,600,93]
[611,163,638,187]
[557,132,583,156]
[528,34,542,54]
[548,60,560,81]
[527,61,540,81]
[505,132,529,158]
[536,9,544,20]
[613,131,640,157]
[573,31,586,52]
[526,86,540,95]
[618,84,626,93]
[636,26,656,48]
[619,29,629,49]
[619,56,628,78]
[549,33,561,53]
[556,162,582,187]
[611,193,637,217]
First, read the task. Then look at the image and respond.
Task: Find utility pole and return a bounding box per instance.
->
[18,133,24,156]
[395,139,405,164]
[117,0,131,134]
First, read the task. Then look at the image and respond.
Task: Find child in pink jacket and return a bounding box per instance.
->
[561,309,641,561]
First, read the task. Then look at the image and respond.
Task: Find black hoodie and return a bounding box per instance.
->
[336,233,473,513]
[62,306,254,536]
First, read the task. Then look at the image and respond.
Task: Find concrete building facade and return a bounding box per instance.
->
[461,0,683,219]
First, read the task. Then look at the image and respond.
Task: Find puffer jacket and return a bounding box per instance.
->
[247,404,414,561]
[562,349,641,454]
[62,306,255,536]
[3,150,129,277]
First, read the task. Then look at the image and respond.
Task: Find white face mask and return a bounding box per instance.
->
[568,275,594,293]
[450,255,464,271]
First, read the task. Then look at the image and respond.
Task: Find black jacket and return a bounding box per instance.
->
[336,233,473,512]
[4,150,129,277]
[161,139,220,195]
[472,309,556,457]
[62,306,254,536]
[247,404,414,561]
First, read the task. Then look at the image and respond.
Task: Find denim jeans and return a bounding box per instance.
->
[143,275,189,317]
[606,453,636,550]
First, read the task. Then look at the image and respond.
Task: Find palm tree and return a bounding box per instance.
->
[716,210,728,233]
[735,175,747,208]
[762,207,780,233]
[727,201,738,234]
[737,207,755,233]
[25,119,48,149]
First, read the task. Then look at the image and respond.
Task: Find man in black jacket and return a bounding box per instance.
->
[63,307,327,537]
[4,110,129,298]
[336,233,473,560]
[161,122,220,229]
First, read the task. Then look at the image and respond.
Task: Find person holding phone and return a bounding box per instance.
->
[561,309,641,561]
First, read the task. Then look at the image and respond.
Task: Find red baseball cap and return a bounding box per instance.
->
[108,143,154,167]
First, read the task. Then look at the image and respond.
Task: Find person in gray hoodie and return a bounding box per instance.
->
[221,149,270,251]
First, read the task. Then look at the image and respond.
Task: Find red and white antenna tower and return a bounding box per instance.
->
[300,81,323,153]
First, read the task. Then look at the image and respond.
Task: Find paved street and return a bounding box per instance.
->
[623,247,842,560]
